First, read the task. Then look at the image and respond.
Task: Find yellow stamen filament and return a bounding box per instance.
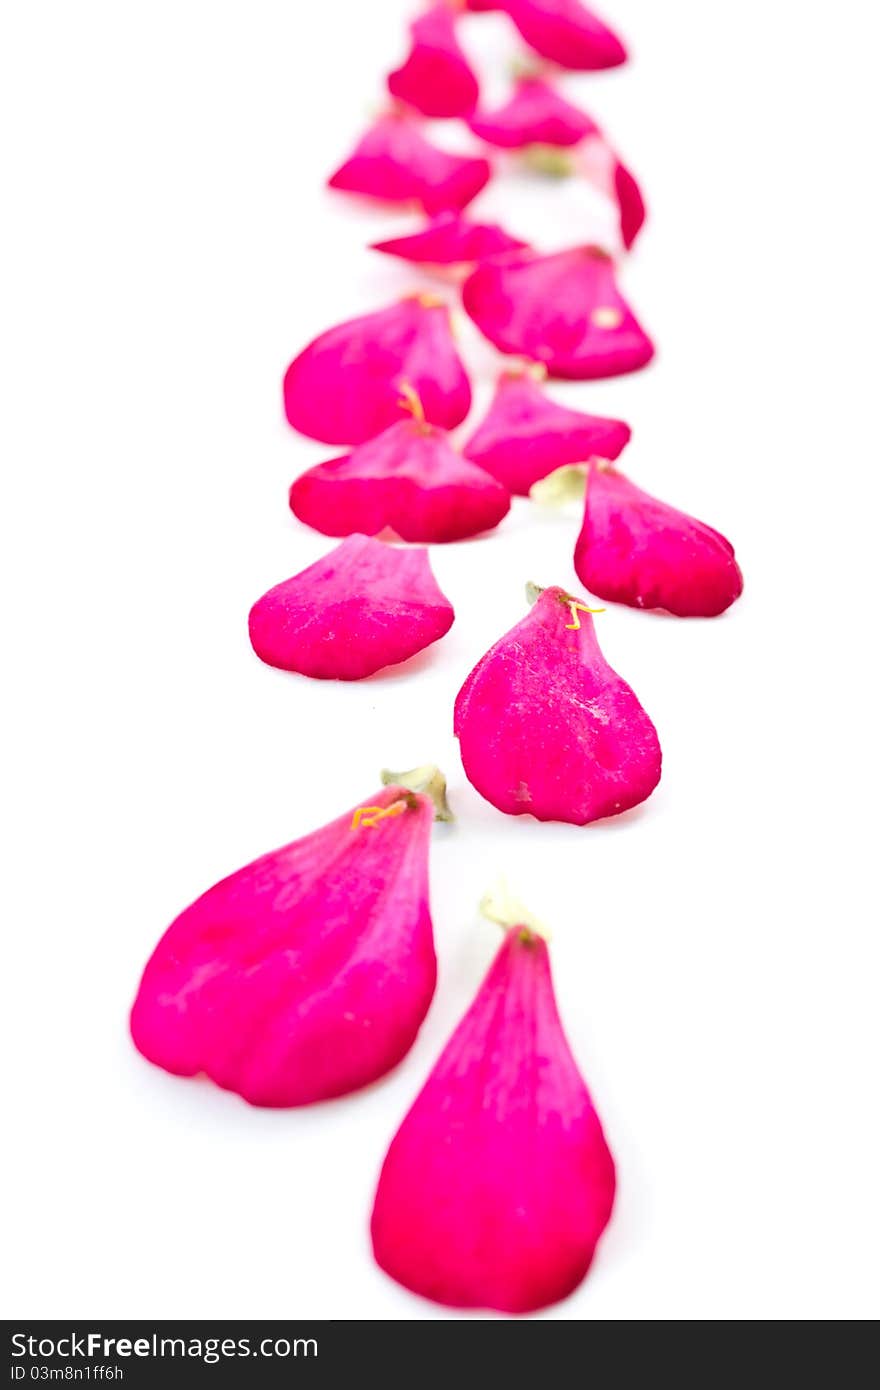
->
[565,600,605,630]
[397,380,426,425]
[351,801,408,830]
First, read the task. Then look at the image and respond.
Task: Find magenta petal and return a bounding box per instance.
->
[371,926,616,1313]
[574,463,744,618]
[328,113,491,216]
[290,421,510,544]
[249,535,455,678]
[614,159,646,250]
[454,584,661,823]
[371,213,528,266]
[469,76,598,149]
[462,245,655,380]
[505,0,627,70]
[387,5,479,118]
[462,369,630,494]
[283,297,471,445]
[130,784,438,1106]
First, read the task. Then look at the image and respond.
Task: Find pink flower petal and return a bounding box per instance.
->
[371,212,528,266]
[328,112,491,216]
[387,4,480,118]
[290,417,510,544]
[505,0,627,70]
[462,368,630,494]
[469,76,598,149]
[574,462,744,617]
[249,534,455,678]
[454,583,661,823]
[462,245,655,379]
[614,158,646,250]
[371,924,616,1313]
[130,782,439,1106]
[519,132,646,254]
[283,296,471,445]
[575,135,646,252]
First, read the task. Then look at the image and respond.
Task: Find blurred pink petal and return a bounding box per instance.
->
[454,583,661,823]
[575,461,744,617]
[388,4,479,118]
[131,780,440,1106]
[614,158,646,250]
[371,924,616,1312]
[505,0,627,70]
[371,212,527,266]
[573,133,647,251]
[462,368,630,494]
[462,245,654,379]
[469,76,598,148]
[283,296,470,445]
[249,533,455,677]
[328,112,490,215]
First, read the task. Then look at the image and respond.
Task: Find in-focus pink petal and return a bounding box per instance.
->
[372,926,616,1313]
[462,368,630,494]
[130,783,438,1106]
[249,534,455,678]
[387,5,480,118]
[469,76,598,149]
[505,0,627,70]
[574,462,743,617]
[454,583,661,823]
[371,212,528,266]
[462,245,654,379]
[283,297,471,445]
[328,113,491,215]
[290,419,510,544]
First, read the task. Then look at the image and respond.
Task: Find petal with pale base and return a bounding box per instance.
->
[131,775,450,1106]
[371,911,615,1313]
[454,583,661,823]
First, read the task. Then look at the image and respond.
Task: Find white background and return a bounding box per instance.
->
[2,0,878,1320]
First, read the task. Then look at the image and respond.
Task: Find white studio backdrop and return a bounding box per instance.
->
[1,0,878,1320]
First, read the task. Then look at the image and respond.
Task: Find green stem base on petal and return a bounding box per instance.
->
[480,880,550,943]
[529,462,589,507]
[520,144,577,179]
[381,764,453,822]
